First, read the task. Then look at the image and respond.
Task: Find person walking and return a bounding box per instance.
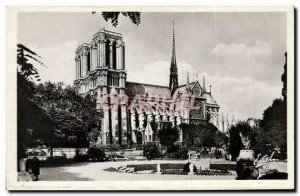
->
[31,157,40,181]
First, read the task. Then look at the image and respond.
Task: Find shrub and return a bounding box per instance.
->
[74,154,89,162]
[87,147,106,161]
[143,143,160,160]
[126,164,157,172]
[160,163,185,170]
[183,162,190,173]
[193,165,197,173]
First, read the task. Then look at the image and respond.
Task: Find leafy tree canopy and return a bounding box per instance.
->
[17,44,103,159]
[93,12,141,27]
[158,122,179,147]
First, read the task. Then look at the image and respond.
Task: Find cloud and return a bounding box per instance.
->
[201,72,281,120]
[212,41,272,56]
[30,40,80,85]
[128,61,282,120]
[28,40,281,121]
[127,61,195,86]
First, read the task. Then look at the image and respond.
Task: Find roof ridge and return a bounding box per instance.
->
[126,81,169,88]
[177,81,196,88]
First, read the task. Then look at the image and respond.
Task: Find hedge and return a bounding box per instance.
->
[126,164,157,172]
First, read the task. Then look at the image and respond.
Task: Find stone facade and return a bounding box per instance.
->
[74,28,127,146]
[74,27,222,147]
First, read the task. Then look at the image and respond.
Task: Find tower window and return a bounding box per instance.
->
[105,41,110,67]
[79,58,81,77]
[87,52,91,72]
[122,48,125,70]
[112,41,117,69]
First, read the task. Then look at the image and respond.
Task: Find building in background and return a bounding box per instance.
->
[74,24,227,147]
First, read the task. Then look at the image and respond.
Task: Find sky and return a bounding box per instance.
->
[17,11,287,120]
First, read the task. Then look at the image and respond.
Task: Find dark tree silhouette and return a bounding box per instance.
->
[17,44,103,162]
[180,123,220,148]
[93,12,141,27]
[17,44,50,160]
[158,123,178,148]
[34,82,103,148]
[255,99,287,159]
[17,44,44,81]
[228,121,257,161]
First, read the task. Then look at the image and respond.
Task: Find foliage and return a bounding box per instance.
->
[17,44,51,160]
[17,44,43,82]
[228,121,258,160]
[183,162,190,173]
[34,82,103,148]
[181,123,221,148]
[228,99,287,160]
[143,143,161,160]
[228,121,251,160]
[17,44,103,161]
[158,124,179,147]
[93,12,141,27]
[87,147,106,161]
[254,99,287,158]
[126,164,157,172]
[261,99,287,133]
[214,131,228,148]
[197,123,217,147]
[160,163,186,170]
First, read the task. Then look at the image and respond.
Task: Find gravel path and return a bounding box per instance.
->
[39,159,287,181]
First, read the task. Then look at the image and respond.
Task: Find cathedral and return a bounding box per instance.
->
[74,24,223,147]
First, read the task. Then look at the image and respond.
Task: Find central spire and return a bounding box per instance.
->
[169,21,179,95]
[171,21,177,66]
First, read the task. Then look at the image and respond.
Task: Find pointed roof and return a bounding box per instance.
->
[110,86,117,95]
[186,72,190,89]
[203,75,206,92]
[170,20,177,70]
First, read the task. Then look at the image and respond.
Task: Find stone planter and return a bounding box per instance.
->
[237,150,255,162]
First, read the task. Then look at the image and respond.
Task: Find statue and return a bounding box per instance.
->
[236,130,258,179]
[156,163,161,175]
[239,131,251,150]
[188,162,195,175]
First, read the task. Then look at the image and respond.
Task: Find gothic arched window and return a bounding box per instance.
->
[112,41,117,69]
[105,41,110,68]
[122,47,125,70]
[78,57,82,77]
[87,52,91,72]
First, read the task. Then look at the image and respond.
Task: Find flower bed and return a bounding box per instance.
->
[196,170,234,176]
[126,164,157,172]
[209,163,236,171]
[162,169,185,175]
[160,163,186,170]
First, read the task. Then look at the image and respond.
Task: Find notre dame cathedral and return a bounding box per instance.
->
[74,24,222,147]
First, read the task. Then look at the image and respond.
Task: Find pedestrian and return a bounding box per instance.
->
[31,157,40,181]
[214,148,218,159]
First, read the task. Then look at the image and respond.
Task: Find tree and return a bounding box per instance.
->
[214,131,228,148]
[180,122,220,148]
[197,123,218,147]
[158,122,179,148]
[17,44,53,160]
[255,99,287,158]
[17,44,103,161]
[228,121,257,161]
[143,143,160,160]
[17,44,43,82]
[93,12,141,27]
[34,82,103,148]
